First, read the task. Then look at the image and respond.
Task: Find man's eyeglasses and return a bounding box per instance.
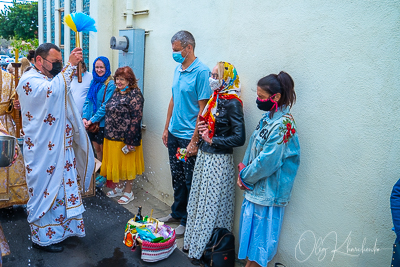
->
[209,72,218,79]
[43,58,62,64]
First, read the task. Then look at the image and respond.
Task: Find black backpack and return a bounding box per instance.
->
[201,228,235,267]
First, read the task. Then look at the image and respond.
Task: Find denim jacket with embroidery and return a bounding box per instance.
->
[240,106,300,207]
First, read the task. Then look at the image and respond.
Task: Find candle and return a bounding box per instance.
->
[15,49,19,63]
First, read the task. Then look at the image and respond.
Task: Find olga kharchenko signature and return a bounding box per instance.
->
[295,230,390,262]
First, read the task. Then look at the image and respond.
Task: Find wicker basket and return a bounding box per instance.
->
[124,218,177,262]
[137,230,177,262]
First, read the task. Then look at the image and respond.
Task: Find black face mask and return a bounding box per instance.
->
[256,96,278,112]
[43,59,63,77]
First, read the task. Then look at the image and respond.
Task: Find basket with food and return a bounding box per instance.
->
[123,207,176,262]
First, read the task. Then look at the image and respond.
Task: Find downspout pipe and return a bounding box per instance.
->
[126,0,134,28]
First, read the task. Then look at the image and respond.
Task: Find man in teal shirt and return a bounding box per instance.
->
[160,31,211,237]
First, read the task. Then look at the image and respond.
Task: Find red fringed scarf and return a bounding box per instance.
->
[203,92,242,139]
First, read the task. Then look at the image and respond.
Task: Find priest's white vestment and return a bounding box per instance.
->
[16,63,95,245]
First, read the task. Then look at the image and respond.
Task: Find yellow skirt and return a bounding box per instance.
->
[100,139,144,183]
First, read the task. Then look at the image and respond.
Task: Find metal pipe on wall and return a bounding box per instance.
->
[126,0,134,28]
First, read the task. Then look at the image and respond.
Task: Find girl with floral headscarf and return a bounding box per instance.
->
[82,56,116,165]
[183,62,246,263]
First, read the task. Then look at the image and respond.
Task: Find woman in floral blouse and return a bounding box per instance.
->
[101,66,144,204]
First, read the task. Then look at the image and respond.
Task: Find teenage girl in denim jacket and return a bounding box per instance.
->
[237,72,300,267]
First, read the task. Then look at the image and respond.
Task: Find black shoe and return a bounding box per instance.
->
[32,242,64,252]
[182,248,189,253]
[190,258,201,265]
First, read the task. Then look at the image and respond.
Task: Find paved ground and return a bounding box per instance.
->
[102,185,246,267]
[1,189,193,267]
[1,184,246,267]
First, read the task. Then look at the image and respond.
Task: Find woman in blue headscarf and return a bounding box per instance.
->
[82,56,116,163]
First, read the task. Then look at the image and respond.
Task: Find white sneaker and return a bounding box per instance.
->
[175,225,186,238]
[158,214,180,223]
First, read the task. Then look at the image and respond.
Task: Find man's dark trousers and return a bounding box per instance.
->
[167,131,196,227]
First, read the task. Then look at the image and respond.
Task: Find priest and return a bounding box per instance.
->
[16,43,95,252]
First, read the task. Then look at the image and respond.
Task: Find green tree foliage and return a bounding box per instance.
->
[0,1,38,40]
[11,38,38,57]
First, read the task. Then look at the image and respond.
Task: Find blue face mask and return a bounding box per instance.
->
[172,50,186,63]
[121,85,129,92]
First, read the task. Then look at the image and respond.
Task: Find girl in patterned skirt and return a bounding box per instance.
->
[183,62,245,262]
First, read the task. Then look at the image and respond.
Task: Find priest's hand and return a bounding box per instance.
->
[13,99,20,110]
[69,48,83,66]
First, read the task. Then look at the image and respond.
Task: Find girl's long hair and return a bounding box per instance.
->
[257,71,296,118]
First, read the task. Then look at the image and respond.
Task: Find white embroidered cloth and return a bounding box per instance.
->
[16,64,95,224]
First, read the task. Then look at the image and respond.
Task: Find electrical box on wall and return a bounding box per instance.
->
[110,36,129,52]
[116,29,145,93]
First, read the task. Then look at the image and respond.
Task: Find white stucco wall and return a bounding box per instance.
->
[89,0,115,69]
[94,1,400,266]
